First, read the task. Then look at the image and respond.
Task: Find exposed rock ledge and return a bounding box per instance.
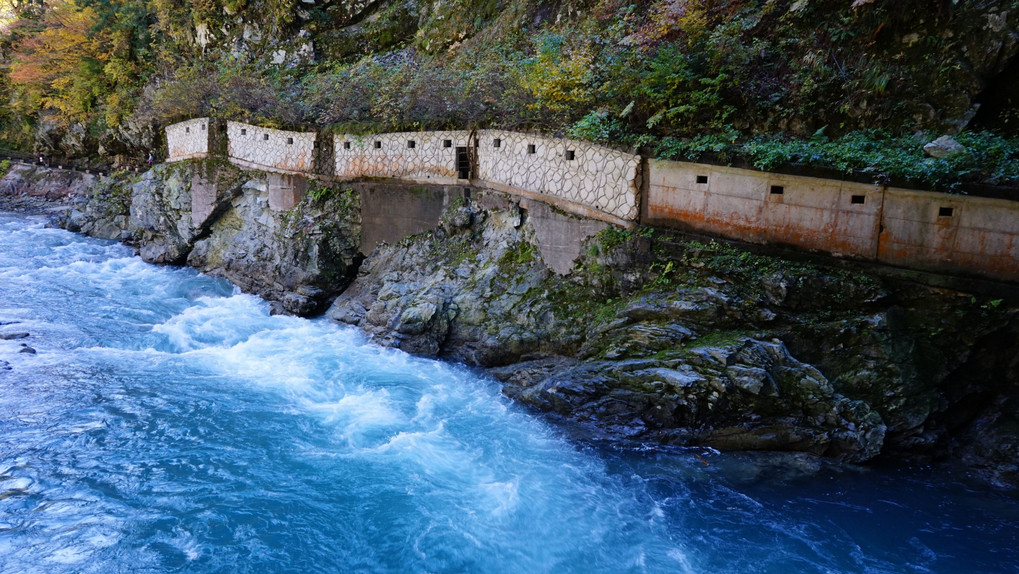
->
[4,162,1018,489]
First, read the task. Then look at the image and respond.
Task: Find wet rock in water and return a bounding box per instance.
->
[0,321,22,326]
[0,332,30,340]
[1,360,11,370]
[18,346,36,354]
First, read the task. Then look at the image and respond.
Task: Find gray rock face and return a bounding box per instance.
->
[923,135,966,158]
[494,339,886,462]
[58,160,362,315]
[325,195,1019,476]
[184,178,361,312]
[327,198,565,365]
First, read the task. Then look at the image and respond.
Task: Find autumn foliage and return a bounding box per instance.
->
[7,0,148,128]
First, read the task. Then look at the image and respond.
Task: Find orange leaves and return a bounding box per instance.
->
[8,1,101,121]
[7,0,144,127]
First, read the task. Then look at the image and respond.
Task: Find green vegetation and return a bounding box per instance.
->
[656,129,1019,191]
[0,0,1016,190]
[499,240,538,268]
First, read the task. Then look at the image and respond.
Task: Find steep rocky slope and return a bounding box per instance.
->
[324,190,1019,485]
[61,161,362,314]
[3,0,1018,179]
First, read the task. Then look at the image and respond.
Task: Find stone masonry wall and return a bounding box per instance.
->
[227,121,315,174]
[334,131,472,185]
[475,130,641,222]
[166,118,210,161]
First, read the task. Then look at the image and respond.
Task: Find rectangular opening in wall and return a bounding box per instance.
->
[851,195,866,204]
[770,185,784,195]
[241,128,247,135]
[287,137,294,145]
[696,175,708,184]
[565,150,576,160]
[527,144,536,154]
[374,141,382,149]
[939,206,954,217]
[408,140,416,149]
[456,147,471,179]
[493,138,501,148]
[344,141,351,150]
[185,127,190,134]
[263,134,269,141]
[313,141,320,149]
[443,139,452,148]
[201,124,206,131]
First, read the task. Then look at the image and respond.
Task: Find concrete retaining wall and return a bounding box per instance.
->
[645,161,883,259]
[334,131,472,185]
[878,188,1019,281]
[166,118,210,161]
[647,159,1019,282]
[358,184,463,254]
[163,119,1018,282]
[227,122,315,174]
[476,130,641,223]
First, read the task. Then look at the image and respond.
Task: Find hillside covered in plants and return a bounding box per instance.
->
[0,0,1017,190]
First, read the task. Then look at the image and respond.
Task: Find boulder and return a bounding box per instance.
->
[923,135,966,158]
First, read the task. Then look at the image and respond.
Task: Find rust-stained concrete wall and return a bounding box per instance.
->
[645,161,883,260]
[878,189,1019,281]
[166,118,210,161]
[647,159,1019,282]
[227,121,315,174]
[334,131,472,185]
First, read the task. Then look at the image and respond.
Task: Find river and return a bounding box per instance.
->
[0,213,1016,573]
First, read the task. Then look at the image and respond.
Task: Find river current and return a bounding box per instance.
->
[0,213,1016,573]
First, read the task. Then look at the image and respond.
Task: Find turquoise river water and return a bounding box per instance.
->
[0,213,1017,573]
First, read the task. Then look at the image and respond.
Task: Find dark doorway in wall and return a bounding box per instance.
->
[456,147,471,179]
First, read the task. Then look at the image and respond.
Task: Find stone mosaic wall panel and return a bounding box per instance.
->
[475,130,640,222]
[166,118,210,161]
[334,131,472,184]
[227,121,315,173]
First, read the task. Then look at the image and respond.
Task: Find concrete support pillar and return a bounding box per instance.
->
[268,173,307,211]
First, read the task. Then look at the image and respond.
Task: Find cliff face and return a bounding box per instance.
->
[11,161,1017,488]
[61,161,362,315]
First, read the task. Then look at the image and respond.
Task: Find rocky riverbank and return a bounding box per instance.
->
[5,161,1018,489]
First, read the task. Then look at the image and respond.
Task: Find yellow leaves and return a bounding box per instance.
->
[627,0,710,47]
[103,57,138,86]
[10,2,95,89]
[8,0,142,127]
[521,39,595,114]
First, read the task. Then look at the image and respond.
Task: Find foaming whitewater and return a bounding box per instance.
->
[1,213,1016,573]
